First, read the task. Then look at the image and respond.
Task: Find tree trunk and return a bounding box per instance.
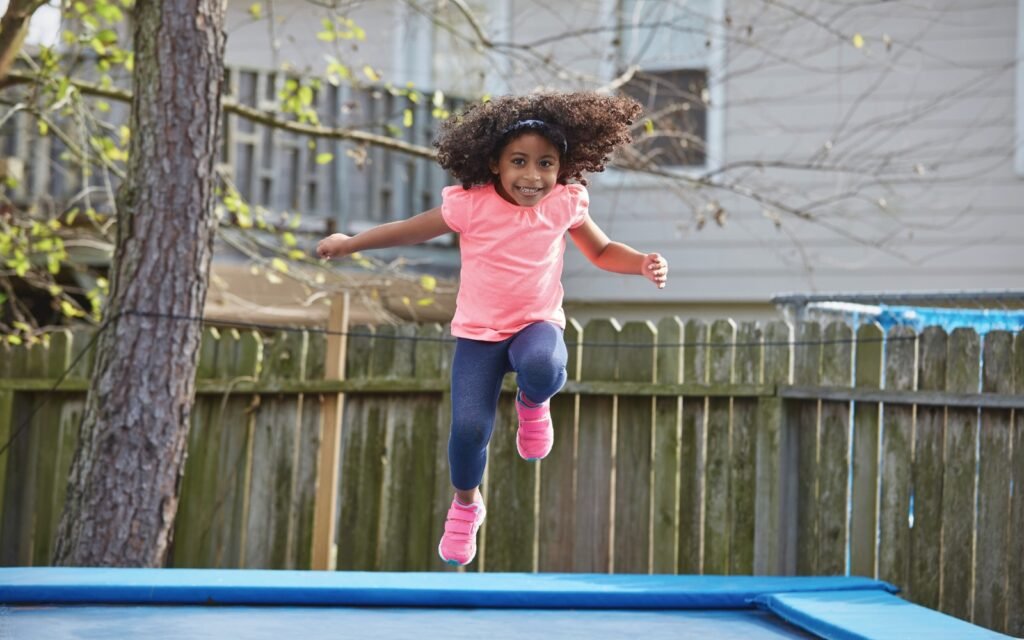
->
[52,0,227,567]
[0,0,47,83]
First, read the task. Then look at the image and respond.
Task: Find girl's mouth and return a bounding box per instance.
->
[516,186,542,196]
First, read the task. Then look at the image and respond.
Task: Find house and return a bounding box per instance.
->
[6,0,1023,327]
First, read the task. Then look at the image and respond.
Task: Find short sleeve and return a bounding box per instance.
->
[566,184,590,229]
[441,185,474,234]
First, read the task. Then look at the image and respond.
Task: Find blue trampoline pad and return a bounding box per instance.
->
[8,605,817,639]
[1,568,1016,640]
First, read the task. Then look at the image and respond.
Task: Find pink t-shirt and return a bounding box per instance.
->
[441,182,590,341]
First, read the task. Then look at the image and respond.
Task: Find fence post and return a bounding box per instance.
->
[311,292,349,570]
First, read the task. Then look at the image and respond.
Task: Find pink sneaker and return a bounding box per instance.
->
[438,496,486,566]
[516,391,553,461]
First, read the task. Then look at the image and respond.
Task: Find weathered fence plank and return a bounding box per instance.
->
[878,326,915,590]
[973,330,1013,630]
[911,327,947,610]
[245,330,307,568]
[614,321,656,573]
[730,322,760,575]
[817,322,851,576]
[850,324,882,578]
[293,332,325,570]
[539,319,581,572]
[31,331,73,566]
[0,340,12,531]
[1010,330,1024,637]
[0,386,13,549]
[379,325,422,571]
[210,329,261,569]
[397,324,443,572]
[2,341,39,565]
[703,319,735,575]
[574,318,618,572]
[429,325,458,573]
[652,317,683,574]
[677,319,707,574]
[482,386,537,572]
[338,324,373,571]
[794,322,822,575]
[754,321,791,575]
[940,328,979,620]
[172,327,223,567]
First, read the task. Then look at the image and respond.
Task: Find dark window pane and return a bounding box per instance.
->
[621,68,707,167]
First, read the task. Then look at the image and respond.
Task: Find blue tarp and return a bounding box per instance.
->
[850,305,1024,334]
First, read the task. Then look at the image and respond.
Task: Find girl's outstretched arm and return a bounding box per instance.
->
[317,208,453,259]
[569,215,669,289]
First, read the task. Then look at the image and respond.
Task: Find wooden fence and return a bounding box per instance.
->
[0,313,1022,636]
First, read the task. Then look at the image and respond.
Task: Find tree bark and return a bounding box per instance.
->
[52,0,227,566]
[0,0,47,83]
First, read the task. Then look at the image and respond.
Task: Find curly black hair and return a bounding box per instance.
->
[434,92,643,188]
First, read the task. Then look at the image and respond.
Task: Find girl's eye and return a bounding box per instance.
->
[540,160,554,168]
[511,158,525,166]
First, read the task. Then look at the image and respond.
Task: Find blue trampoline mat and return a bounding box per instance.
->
[0,568,1015,640]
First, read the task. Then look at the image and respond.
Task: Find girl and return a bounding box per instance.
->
[316,92,669,566]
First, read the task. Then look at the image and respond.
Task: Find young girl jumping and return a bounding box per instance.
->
[316,92,669,566]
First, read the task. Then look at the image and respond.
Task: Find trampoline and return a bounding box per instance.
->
[1,568,1014,639]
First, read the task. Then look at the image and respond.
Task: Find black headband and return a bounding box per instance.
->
[500,119,568,154]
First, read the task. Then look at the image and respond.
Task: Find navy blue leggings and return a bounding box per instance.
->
[448,322,568,490]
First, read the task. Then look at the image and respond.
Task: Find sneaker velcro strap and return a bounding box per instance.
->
[519,417,550,431]
[445,519,474,536]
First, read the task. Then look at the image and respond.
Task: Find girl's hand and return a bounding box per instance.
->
[317,233,353,260]
[642,253,668,289]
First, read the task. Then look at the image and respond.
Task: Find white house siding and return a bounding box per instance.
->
[223,2,398,76]
[568,0,1024,321]
[220,0,1024,321]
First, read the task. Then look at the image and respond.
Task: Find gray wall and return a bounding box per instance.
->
[222,0,1024,316]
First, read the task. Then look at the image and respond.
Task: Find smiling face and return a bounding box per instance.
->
[490,133,561,207]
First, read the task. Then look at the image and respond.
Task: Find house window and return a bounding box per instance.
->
[618,0,719,169]
[621,68,708,167]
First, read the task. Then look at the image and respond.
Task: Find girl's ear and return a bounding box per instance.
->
[489,159,499,175]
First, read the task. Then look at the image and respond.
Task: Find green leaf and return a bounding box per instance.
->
[403,109,413,127]
[271,257,289,273]
[249,2,262,19]
[316,153,333,165]
[60,300,85,318]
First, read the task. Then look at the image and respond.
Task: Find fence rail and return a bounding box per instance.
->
[0,311,1021,636]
